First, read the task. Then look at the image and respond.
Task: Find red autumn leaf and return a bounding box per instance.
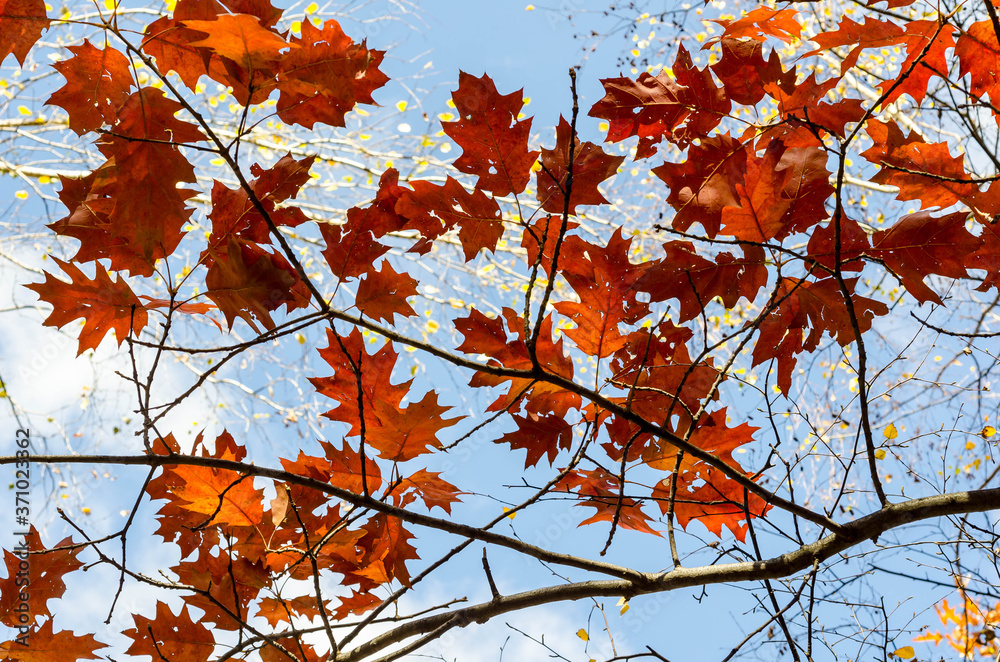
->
[173,549,269,630]
[520,215,580,275]
[205,237,311,332]
[861,119,977,210]
[138,295,217,316]
[536,116,625,214]
[552,230,651,357]
[655,469,770,541]
[803,16,905,73]
[496,411,574,468]
[25,258,147,356]
[142,0,288,105]
[123,602,215,662]
[753,278,889,394]
[606,333,721,434]
[311,329,461,462]
[805,216,871,277]
[0,620,106,662]
[395,177,504,259]
[182,13,292,70]
[0,0,48,66]
[256,595,325,626]
[0,528,83,627]
[645,408,757,476]
[354,261,418,323]
[719,140,833,241]
[321,169,406,280]
[389,469,463,514]
[878,19,955,105]
[652,131,748,238]
[764,74,866,136]
[332,591,382,620]
[441,71,538,196]
[868,211,983,304]
[711,38,795,106]
[141,0,226,92]
[454,308,580,417]
[48,88,202,277]
[958,21,1000,110]
[274,18,388,129]
[362,390,459,462]
[556,468,660,536]
[205,154,313,249]
[46,41,134,134]
[355,514,419,587]
[967,222,1000,291]
[589,45,729,156]
[280,439,383,495]
[170,459,266,528]
[711,7,800,44]
[637,242,767,322]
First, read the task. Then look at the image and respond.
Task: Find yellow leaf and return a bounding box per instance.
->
[503,507,515,520]
[883,423,898,440]
[576,629,589,641]
[17,105,31,115]
[893,646,915,659]
[983,426,996,438]
[14,190,28,200]
[874,449,886,460]
[396,100,408,112]
[619,602,630,615]
[305,1,318,13]
[966,441,976,451]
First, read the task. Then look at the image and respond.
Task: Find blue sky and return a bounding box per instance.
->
[0,0,982,660]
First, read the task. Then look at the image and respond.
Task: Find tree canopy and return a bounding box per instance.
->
[2,0,1000,660]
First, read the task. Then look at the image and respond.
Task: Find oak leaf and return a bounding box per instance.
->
[589,46,729,156]
[389,469,463,514]
[711,7,800,44]
[861,119,977,210]
[124,603,215,662]
[25,258,147,356]
[0,0,48,66]
[637,242,767,322]
[0,528,82,627]
[441,72,538,196]
[396,177,504,259]
[536,116,625,213]
[711,38,794,106]
[868,211,982,304]
[556,468,660,536]
[275,18,388,129]
[0,620,105,662]
[354,261,418,323]
[553,230,651,357]
[496,412,574,468]
[46,41,134,135]
[204,237,311,332]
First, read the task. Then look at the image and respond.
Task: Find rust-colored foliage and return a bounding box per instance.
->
[7,0,1000,658]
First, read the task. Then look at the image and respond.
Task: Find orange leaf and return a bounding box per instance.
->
[0,620,106,661]
[25,258,147,355]
[441,72,538,196]
[0,0,49,67]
